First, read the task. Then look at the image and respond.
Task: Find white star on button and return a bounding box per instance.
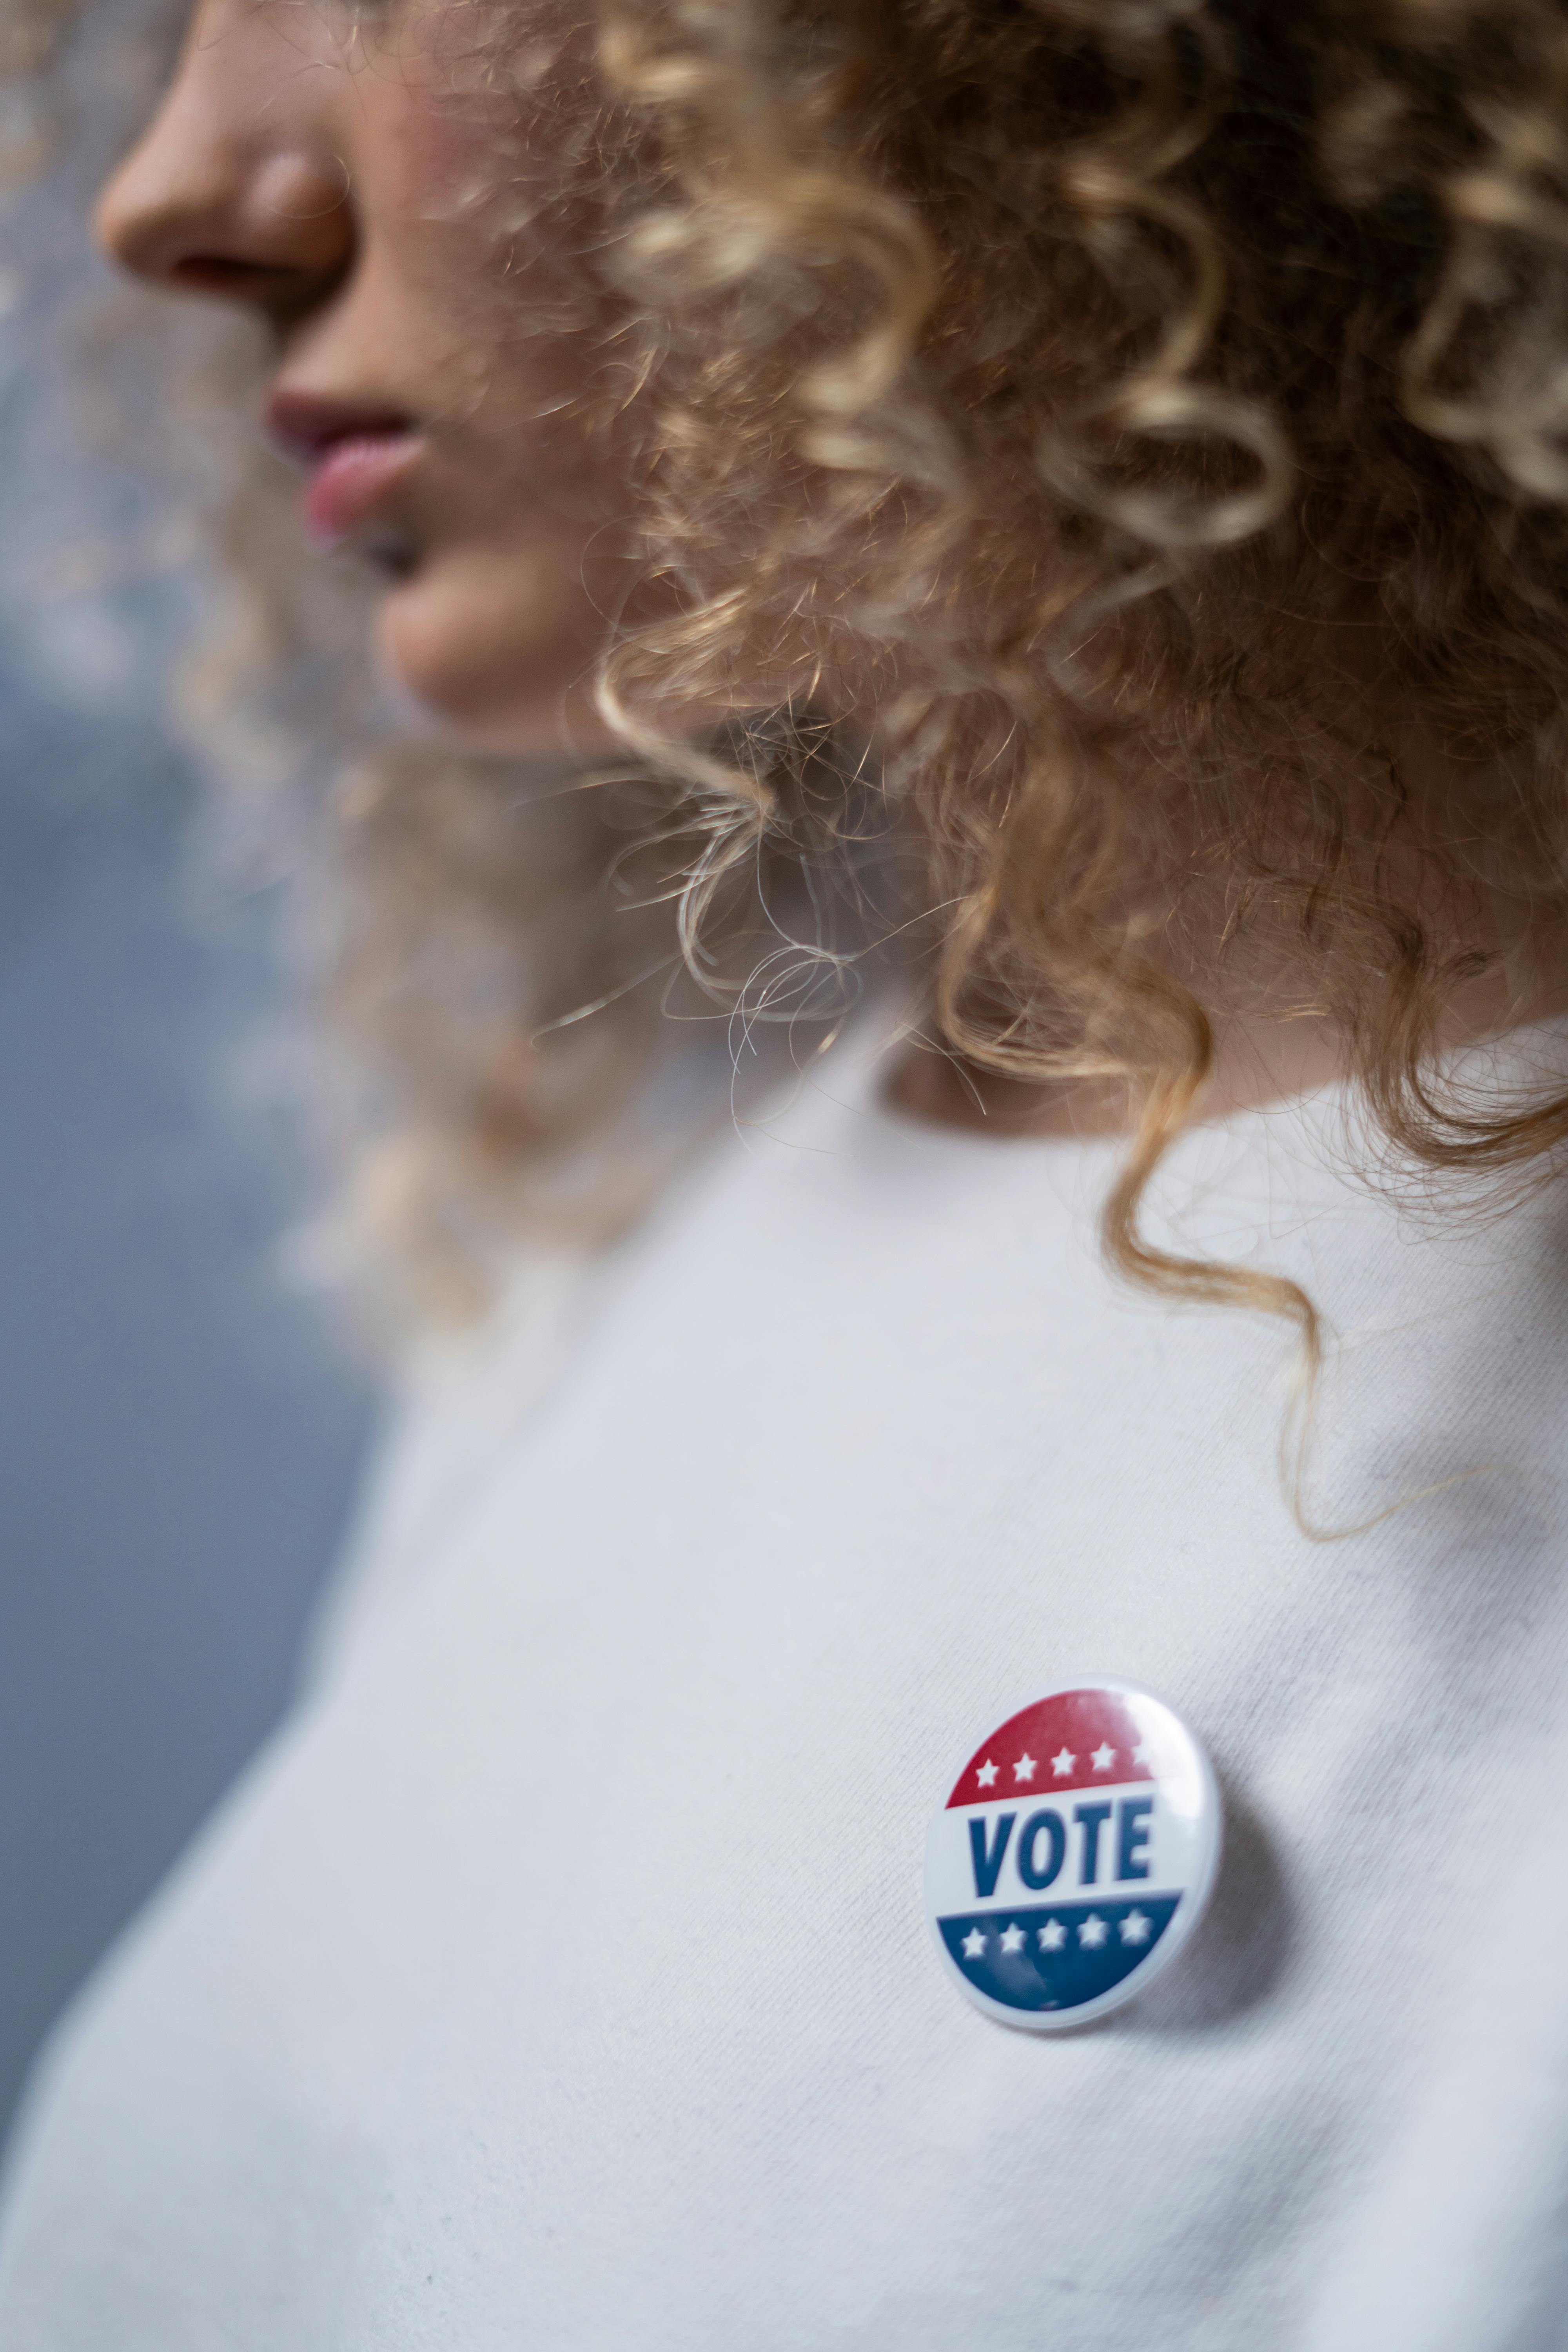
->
[975,1759,999,1789]
[962,1927,987,1960]
[1013,1751,1037,1783]
[1091,1742,1116,1771]
[1037,1920,1066,1951]
[999,1923,1026,1955]
[1120,1911,1152,1945]
[1050,1747,1076,1777]
[1078,1914,1109,1948]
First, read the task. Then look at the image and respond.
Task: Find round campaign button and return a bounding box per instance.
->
[924,1680,1221,2030]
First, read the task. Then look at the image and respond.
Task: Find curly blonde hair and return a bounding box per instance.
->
[17,0,1568,1354]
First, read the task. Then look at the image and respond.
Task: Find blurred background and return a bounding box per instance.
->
[0,13,379,2147]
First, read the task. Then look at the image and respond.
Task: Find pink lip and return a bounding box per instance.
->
[264,393,425,553]
[301,434,423,550]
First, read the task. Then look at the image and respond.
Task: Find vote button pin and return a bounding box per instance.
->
[925,1680,1221,2030]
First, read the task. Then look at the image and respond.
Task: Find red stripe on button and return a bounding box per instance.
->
[946,1691,1157,1805]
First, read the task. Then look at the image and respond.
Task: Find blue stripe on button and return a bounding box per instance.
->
[938,1895,1180,2013]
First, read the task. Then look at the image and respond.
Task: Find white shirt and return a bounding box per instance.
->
[5,1020,1568,2350]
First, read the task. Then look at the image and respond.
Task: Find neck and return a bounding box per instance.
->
[892,730,1568,1143]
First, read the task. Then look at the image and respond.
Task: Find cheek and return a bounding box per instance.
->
[377,537,613,752]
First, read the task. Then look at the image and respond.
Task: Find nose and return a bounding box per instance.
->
[94,2,354,325]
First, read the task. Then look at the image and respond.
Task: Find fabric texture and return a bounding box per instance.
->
[4,1016,1568,2350]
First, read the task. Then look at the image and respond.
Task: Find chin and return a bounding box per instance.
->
[374,550,620,758]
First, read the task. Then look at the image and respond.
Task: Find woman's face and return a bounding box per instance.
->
[97,0,647,752]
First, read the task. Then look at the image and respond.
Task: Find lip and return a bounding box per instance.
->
[265,392,426,555]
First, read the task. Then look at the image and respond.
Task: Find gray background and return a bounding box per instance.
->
[0,66,379,2145]
[0,658,376,2149]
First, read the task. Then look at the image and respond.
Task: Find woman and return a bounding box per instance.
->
[4,0,1568,2339]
